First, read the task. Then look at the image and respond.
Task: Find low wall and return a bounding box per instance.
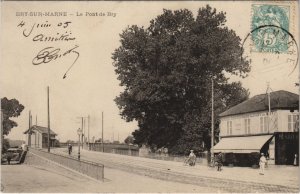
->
[29,148,104,181]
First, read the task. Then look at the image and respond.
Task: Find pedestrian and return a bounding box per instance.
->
[259,153,267,175]
[216,152,223,171]
[21,143,28,151]
[6,152,13,165]
[68,144,72,155]
[188,150,196,166]
[294,154,298,166]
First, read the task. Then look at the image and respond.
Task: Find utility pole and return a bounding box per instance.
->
[88,115,90,150]
[47,86,50,152]
[1,110,3,153]
[267,82,271,134]
[28,110,31,147]
[76,116,88,149]
[298,38,300,157]
[211,78,214,165]
[81,117,84,149]
[84,118,86,146]
[36,115,37,126]
[102,111,104,152]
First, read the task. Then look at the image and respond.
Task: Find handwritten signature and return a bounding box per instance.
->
[32,45,79,79]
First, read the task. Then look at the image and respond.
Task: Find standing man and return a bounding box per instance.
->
[216,152,223,171]
[68,144,72,155]
[259,153,267,175]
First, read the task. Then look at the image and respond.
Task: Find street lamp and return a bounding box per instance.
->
[77,128,82,160]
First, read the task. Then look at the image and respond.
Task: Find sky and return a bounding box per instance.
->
[1,1,299,142]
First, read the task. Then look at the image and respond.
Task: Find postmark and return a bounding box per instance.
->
[251,4,290,53]
[241,3,298,79]
[242,25,298,78]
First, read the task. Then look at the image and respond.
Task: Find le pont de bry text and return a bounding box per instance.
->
[16,11,117,17]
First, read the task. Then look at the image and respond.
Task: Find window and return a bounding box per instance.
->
[288,115,299,132]
[227,121,232,135]
[260,116,269,133]
[244,118,250,134]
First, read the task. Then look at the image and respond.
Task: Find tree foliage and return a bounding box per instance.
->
[124,135,135,144]
[112,6,250,154]
[1,97,25,136]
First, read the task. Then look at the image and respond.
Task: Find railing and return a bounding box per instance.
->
[60,142,78,147]
[29,148,104,181]
[111,148,139,156]
[142,152,208,165]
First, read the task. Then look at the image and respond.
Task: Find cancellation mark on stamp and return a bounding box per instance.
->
[251,4,290,53]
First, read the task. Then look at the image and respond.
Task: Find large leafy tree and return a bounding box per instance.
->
[1,97,25,152]
[112,6,250,154]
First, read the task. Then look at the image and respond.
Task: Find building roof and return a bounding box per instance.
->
[220,90,298,117]
[24,125,57,135]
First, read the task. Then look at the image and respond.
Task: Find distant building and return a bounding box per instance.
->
[24,125,57,148]
[214,90,299,165]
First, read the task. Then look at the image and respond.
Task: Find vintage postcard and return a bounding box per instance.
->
[0,0,299,193]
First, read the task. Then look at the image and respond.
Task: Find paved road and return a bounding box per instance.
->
[50,147,299,193]
[1,160,218,192]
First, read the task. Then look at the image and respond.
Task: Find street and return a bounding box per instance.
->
[1,160,218,192]
[49,147,299,193]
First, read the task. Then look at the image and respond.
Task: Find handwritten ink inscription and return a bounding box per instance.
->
[17,20,79,79]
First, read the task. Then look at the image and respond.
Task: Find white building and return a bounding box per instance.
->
[24,125,57,148]
[214,90,299,165]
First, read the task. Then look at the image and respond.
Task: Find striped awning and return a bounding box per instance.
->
[213,135,274,153]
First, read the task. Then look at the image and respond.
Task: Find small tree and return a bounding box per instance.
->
[124,135,135,145]
[66,140,75,144]
[1,97,25,153]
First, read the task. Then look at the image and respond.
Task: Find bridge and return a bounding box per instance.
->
[36,147,298,193]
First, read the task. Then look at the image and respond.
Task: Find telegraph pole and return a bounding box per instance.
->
[298,31,300,159]
[81,117,84,149]
[211,78,214,165]
[88,115,90,150]
[267,82,271,133]
[102,111,104,152]
[1,110,3,152]
[28,110,31,147]
[76,116,88,149]
[47,86,50,152]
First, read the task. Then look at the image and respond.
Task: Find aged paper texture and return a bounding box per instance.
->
[0,1,299,193]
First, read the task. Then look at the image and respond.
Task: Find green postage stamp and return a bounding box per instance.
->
[251,4,290,53]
